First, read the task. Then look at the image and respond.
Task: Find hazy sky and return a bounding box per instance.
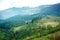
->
[0,0,60,10]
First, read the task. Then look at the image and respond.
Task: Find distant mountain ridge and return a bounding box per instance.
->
[0,3,60,29]
[0,7,39,20]
[0,3,60,20]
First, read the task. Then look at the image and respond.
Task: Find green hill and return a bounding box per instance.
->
[0,16,60,40]
[11,16,60,40]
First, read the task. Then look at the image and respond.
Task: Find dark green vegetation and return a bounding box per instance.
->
[0,16,60,40]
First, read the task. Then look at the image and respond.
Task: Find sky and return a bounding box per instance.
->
[0,0,60,10]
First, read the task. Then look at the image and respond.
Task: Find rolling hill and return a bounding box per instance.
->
[11,16,60,40]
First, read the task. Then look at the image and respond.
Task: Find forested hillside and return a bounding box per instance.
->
[0,16,60,40]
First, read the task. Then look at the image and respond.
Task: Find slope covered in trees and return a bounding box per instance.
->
[0,16,60,40]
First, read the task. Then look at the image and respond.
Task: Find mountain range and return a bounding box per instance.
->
[0,3,60,29]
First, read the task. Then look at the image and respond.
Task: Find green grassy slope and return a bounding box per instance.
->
[11,16,60,40]
[0,16,60,40]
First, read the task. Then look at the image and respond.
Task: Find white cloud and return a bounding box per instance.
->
[0,0,60,10]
